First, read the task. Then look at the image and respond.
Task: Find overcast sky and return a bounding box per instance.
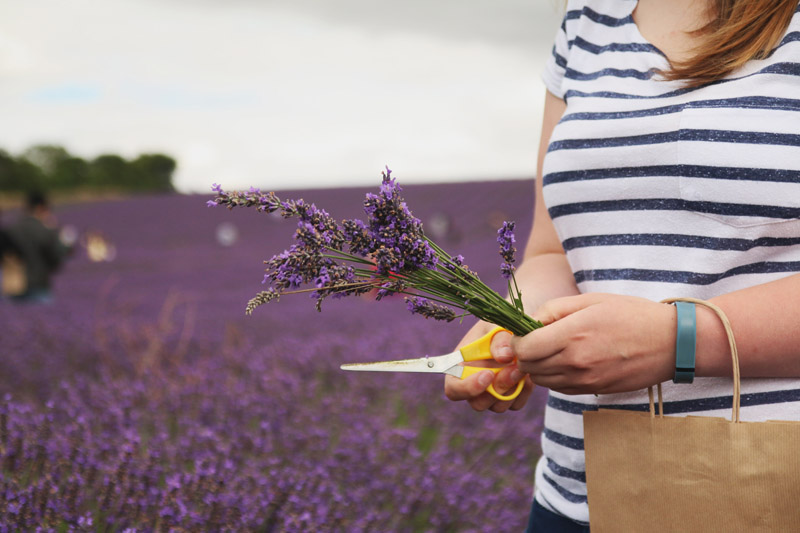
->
[0,0,563,192]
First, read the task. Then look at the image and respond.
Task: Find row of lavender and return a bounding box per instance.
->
[0,180,545,531]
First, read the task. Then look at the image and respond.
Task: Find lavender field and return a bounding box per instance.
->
[0,180,546,532]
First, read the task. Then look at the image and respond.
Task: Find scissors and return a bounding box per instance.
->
[340,326,525,401]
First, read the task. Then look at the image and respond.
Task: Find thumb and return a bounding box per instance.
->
[490,330,514,364]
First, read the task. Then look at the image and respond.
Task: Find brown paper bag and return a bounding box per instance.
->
[584,298,800,532]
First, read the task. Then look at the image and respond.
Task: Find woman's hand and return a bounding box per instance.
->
[444,321,536,413]
[513,293,676,395]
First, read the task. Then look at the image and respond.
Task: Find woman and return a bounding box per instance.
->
[445,0,800,530]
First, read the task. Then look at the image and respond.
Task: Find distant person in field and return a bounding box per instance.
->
[0,208,20,298]
[0,208,14,259]
[4,191,72,303]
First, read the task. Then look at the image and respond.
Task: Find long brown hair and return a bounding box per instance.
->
[664,0,797,87]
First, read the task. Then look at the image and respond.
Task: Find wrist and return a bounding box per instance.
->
[694,301,732,378]
[672,301,696,383]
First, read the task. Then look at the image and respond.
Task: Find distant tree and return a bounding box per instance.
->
[52,157,90,189]
[0,150,44,191]
[0,150,21,191]
[21,145,70,189]
[89,154,132,189]
[0,145,177,194]
[15,160,46,191]
[132,153,176,192]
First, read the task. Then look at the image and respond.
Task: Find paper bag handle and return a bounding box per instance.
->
[649,298,741,423]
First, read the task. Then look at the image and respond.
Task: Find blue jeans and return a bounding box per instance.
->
[10,288,53,304]
[526,500,590,533]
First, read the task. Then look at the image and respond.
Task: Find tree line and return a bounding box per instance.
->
[0,145,176,193]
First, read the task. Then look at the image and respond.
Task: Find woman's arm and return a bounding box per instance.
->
[443,91,580,412]
[701,273,800,377]
[507,272,800,395]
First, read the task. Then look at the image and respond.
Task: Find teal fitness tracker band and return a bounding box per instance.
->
[673,301,697,384]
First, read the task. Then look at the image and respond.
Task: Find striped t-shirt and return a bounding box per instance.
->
[537,0,800,524]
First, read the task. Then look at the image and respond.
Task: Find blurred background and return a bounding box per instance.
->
[0,1,565,530]
[0,0,563,192]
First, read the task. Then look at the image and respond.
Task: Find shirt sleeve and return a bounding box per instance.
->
[541,2,580,99]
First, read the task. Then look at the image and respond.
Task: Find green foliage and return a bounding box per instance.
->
[0,144,176,193]
[132,153,176,192]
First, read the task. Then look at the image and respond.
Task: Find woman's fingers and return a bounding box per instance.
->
[444,370,494,402]
[490,330,514,364]
[444,321,539,413]
[445,366,534,412]
[532,293,610,324]
[511,294,612,374]
[488,367,535,413]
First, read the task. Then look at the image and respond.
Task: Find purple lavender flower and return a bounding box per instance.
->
[497,221,517,280]
[314,267,331,288]
[404,296,456,322]
[342,219,372,256]
[362,170,437,274]
[375,279,407,301]
[211,186,281,213]
[209,171,539,334]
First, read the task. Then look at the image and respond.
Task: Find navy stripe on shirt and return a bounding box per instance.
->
[548,129,800,152]
[565,66,655,82]
[562,233,800,252]
[547,458,587,483]
[559,96,800,123]
[778,30,800,48]
[547,457,586,483]
[543,428,585,450]
[564,62,800,100]
[542,473,588,504]
[580,7,634,28]
[553,48,568,69]
[548,199,800,220]
[544,164,800,185]
[572,35,662,56]
[573,261,800,285]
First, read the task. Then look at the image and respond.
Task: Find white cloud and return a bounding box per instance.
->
[0,0,563,192]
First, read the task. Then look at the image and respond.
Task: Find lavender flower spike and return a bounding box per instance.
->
[497,221,517,280]
[405,296,456,322]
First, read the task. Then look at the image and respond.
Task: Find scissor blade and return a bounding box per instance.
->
[340,351,463,375]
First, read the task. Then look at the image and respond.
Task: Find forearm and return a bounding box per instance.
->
[513,252,579,315]
[696,273,800,378]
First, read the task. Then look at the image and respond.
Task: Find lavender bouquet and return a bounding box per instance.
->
[208,168,543,337]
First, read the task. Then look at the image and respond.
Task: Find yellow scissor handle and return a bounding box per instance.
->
[459,326,511,362]
[460,366,526,401]
[459,326,525,401]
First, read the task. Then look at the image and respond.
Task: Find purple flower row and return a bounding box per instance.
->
[0,311,544,531]
[0,184,545,530]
